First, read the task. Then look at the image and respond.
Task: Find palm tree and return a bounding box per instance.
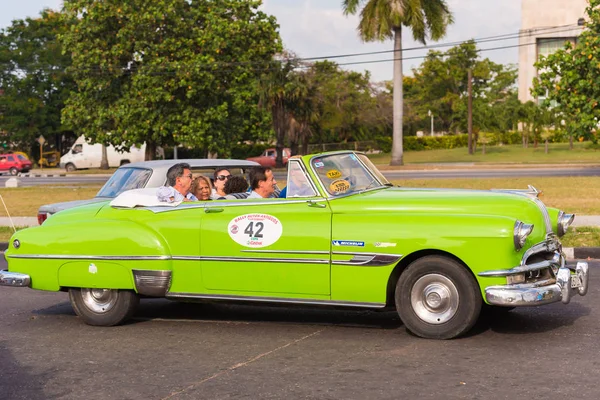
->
[258,55,311,166]
[343,0,453,165]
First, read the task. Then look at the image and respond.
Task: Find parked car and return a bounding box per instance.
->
[246,147,291,167]
[1,151,588,339]
[60,136,146,172]
[37,158,260,224]
[0,152,32,175]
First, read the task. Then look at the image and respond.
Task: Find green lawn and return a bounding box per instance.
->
[369,142,600,165]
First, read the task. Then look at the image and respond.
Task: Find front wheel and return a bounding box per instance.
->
[69,288,139,326]
[395,256,482,339]
[9,167,18,175]
[65,163,76,172]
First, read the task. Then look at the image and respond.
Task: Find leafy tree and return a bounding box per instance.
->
[60,0,281,160]
[532,0,600,144]
[407,41,518,137]
[0,9,75,157]
[257,54,313,166]
[307,61,377,145]
[342,0,453,165]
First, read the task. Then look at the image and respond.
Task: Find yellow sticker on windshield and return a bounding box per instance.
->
[329,179,350,194]
[326,169,342,179]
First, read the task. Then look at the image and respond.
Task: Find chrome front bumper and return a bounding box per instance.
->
[484,262,589,306]
[0,270,31,287]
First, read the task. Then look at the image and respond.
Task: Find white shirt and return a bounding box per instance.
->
[247,191,263,199]
[156,186,198,203]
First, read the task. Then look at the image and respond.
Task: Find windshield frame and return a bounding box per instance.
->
[308,152,389,199]
[95,167,153,198]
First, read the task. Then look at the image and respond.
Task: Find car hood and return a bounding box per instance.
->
[332,186,548,228]
[38,197,109,214]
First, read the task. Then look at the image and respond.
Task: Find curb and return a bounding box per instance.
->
[0,242,599,259]
[17,173,67,177]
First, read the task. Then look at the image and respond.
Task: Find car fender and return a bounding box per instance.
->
[6,219,172,291]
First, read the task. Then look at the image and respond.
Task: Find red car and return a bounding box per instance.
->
[246,148,291,167]
[0,153,32,175]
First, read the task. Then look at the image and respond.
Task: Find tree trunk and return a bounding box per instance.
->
[273,102,287,168]
[390,26,403,166]
[145,140,157,161]
[100,144,109,170]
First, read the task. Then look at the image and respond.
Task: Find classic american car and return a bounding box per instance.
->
[0,151,589,339]
[246,147,291,167]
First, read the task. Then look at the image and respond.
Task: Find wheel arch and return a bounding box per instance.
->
[385,249,476,307]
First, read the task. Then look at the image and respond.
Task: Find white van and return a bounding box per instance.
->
[60,136,146,172]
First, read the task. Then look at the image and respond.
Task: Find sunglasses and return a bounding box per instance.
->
[216,175,231,181]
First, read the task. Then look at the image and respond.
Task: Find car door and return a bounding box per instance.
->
[0,156,7,172]
[200,196,332,297]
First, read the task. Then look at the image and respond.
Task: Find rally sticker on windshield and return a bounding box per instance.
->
[326,169,342,179]
[228,214,283,248]
[329,179,350,194]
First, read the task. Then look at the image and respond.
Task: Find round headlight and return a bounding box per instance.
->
[557,211,575,237]
[514,220,534,251]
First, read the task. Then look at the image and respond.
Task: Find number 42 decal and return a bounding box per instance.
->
[244,221,264,238]
[228,213,283,248]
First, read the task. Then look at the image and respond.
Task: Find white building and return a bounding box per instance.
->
[518,0,587,103]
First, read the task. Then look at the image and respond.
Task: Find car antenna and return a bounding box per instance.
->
[0,194,17,233]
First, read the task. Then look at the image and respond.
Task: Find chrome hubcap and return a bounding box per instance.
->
[81,288,118,313]
[411,274,459,324]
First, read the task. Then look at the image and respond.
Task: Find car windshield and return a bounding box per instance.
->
[311,153,389,196]
[96,167,153,198]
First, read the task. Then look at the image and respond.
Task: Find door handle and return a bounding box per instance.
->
[307,200,326,208]
[205,208,224,213]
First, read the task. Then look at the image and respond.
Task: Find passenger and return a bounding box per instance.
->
[156,163,198,203]
[247,166,277,199]
[283,165,315,197]
[218,175,251,199]
[211,168,231,199]
[191,175,213,201]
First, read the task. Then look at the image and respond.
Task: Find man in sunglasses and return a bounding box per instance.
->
[211,168,231,199]
[157,163,198,203]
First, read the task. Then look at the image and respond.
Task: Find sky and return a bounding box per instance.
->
[1,0,522,82]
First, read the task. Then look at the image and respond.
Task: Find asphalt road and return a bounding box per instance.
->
[3,166,600,187]
[1,256,599,399]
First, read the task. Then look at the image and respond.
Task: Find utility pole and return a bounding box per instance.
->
[468,69,473,155]
[428,110,434,136]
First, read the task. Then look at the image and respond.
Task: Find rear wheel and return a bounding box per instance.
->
[395,256,482,339]
[9,167,18,175]
[65,163,76,172]
[69,288,139,326]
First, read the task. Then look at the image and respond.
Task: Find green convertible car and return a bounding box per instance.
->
[0,151,589,339]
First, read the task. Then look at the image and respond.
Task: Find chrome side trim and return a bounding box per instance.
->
[147,198,329,214]
[133,270,172,297]
[332,252,402,267]
[166,292,386,308]
[7,254,170,261]
[171,256,329,264]
[0,270,31,287]
[241,250,330,255]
